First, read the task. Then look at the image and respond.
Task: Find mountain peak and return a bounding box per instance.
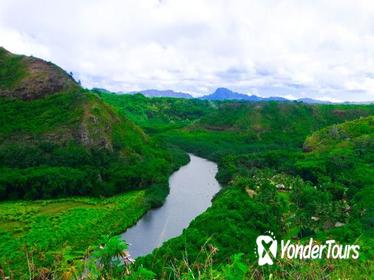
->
[201,87,262,101]
[215,87,232,92]
[0,47,79,100]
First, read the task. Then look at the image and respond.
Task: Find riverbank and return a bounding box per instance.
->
[122,154,221,258]
[0,146,188,278]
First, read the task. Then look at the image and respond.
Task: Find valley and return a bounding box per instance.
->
[0,48,373,279]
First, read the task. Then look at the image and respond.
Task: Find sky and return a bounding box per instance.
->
[1,0,374,101]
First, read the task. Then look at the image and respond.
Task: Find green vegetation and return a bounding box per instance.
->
[0,90,82,136]
[0,90,187,200]
[0,191,150,277]
[135,170,372,279]
[99,92,373,279]
[0,49,188,278]
[96,91,214,132]
[0,48,373,279]
[0,47,27,89]
[100,91,374,157]
[296,116,374,237]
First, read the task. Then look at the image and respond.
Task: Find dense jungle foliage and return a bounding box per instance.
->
[0,54,373,278]
[0,49,188,204]
[100,92,373,279]
[0,49,189,278]
[0,90,187,201]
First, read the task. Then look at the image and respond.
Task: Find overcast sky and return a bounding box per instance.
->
[1,0,374,101]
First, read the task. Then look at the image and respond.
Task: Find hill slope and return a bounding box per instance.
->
[0,47,78,100]
[134,112,374,280]
[0,48,186,200]
[298,115,374,190]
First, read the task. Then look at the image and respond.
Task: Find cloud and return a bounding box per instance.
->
[0,0,374,101]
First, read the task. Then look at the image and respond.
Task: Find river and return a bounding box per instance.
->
[121,154,220,258]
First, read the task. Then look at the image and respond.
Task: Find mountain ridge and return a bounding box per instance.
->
[0,47,79,100]
[95,86,338,104]
[200,87,328,103]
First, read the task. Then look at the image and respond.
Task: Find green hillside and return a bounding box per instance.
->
[297,116,374,234]
[98,92,373,279]
[0,49,187,201]
[0,49,189,278]
[96,91,214,132]
[134,112,374,279]
[1,50,373,279]
[99,91,374,160]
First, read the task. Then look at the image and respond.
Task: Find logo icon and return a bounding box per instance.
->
[255,231,359,266]
[256,231,277,266]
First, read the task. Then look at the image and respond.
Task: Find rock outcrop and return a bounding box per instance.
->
[0,47,78,100]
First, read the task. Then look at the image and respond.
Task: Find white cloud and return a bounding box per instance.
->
[0,0,374,101]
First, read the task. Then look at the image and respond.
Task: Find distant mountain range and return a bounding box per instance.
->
[131,89,193,99]
[297,98,331,104]
[200,88,333,104]
[200,87,290,102]
[92,87,352,104]
[92,88,193,99]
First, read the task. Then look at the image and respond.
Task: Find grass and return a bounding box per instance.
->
[0,190,150,279]
[0,47,27,89]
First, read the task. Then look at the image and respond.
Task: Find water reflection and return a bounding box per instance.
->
[121,154,221,258]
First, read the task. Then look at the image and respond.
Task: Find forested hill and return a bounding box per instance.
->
[1,48,373,279]
[98,92,374,157]
[98,91,374,279]
[0,48,186,201]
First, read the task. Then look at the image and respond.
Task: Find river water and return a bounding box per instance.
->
[121,154,220,258]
